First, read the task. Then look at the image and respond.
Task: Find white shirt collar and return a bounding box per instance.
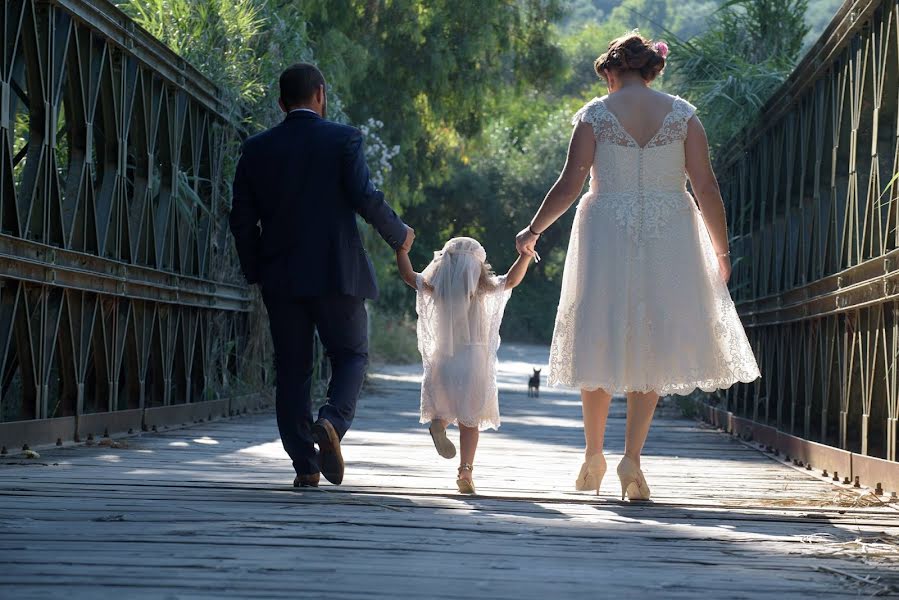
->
[289,108,319,116]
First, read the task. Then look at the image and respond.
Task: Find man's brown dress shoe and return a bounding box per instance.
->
[294,473,320,487]
[311,418,344,485]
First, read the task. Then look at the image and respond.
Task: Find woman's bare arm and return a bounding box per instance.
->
[516,121,595,256]
[684,116,731,282]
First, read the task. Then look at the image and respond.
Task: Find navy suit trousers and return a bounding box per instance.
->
[263,292,368,476]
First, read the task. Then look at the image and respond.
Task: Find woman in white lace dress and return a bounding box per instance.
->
[397,237,532,494]
[515,33,760,501]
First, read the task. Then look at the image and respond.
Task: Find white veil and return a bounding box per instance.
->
[419,237,488,357]
[415,237,512,430]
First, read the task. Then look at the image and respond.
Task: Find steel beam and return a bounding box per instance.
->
[0,234,249,311]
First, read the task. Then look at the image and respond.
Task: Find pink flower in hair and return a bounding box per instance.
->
[654,41,669,58]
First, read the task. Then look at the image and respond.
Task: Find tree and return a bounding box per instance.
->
[298,0,566,205]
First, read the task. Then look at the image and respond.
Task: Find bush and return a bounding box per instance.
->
[368,310,421,366]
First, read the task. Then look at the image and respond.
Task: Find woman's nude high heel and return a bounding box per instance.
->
[575,453,607,495]
[456,463,475,494]
[617,456,651,501]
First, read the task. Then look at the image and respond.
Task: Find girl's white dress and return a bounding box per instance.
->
[549,96,760,395]
[416,273,511,430]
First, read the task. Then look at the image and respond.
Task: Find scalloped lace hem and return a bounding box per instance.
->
[547,374,760,397]
[420,411,500,431]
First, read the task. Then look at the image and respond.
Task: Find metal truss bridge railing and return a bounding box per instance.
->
[0,0,261,451]
[712,0,899,493]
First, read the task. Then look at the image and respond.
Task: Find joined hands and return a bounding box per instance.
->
[515,227,541,262]
[399,225,415,253]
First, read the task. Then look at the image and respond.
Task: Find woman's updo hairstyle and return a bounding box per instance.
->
[594,32,667,82]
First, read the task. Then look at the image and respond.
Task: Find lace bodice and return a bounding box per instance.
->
[572,96,697,239]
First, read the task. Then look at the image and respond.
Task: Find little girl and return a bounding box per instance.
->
[396,237,531,494]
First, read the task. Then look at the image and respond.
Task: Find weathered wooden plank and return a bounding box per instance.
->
[0,345,896,599]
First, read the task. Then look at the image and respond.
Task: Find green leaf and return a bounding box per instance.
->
[880,172,899,198]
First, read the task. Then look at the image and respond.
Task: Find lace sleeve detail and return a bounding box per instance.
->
[483,275,512,354]
[651,97,697,147]
[571,98,604,128]
[573,97,637,147]
[677,97,697,119]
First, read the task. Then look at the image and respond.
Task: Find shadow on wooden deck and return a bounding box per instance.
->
[1,345,897,598]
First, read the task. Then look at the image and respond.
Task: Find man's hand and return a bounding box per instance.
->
[515,227,539,258]
[400,226,415,252]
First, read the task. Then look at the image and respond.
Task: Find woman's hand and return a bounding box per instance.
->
[717,253,731,284]
[516,227,539,258]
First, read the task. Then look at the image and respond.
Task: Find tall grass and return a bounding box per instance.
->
[368,311,420,366]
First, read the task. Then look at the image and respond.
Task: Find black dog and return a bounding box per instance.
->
[528,368,541,397]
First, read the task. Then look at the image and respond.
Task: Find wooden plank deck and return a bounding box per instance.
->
[1,345,898,599]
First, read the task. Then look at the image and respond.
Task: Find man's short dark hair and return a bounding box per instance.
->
[279,63,325,107]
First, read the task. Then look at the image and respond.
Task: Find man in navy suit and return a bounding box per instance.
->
[230,64,413,487]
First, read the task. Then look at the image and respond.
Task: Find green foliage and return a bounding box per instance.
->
[562,0,719,39]
[561,0,835,41]
[664,0,810,150]
[368,310,420,365]
[557,22,624,97]
[118,0,267,124]
[297,0,567,208]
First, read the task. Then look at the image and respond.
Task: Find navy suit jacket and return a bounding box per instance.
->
[229,110,407,299]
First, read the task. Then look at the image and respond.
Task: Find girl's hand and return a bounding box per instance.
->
[717,253,731,284]
[396,225,415,253]
[396,245,417,289]
[516,227,539,258]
